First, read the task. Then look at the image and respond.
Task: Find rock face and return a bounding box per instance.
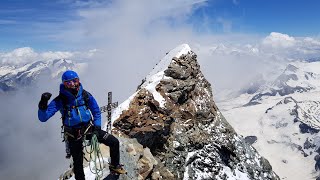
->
[113,44,279,179]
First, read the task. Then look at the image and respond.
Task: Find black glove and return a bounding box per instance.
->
[93,126,101,137]
[38,92,52,110]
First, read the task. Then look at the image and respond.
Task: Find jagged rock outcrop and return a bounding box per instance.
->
[118,138,158,180]
[112,44,279,179]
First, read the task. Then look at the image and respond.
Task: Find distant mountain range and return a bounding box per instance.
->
[0,59,87,92]
[219,60,320,180]
[244,62,320,106]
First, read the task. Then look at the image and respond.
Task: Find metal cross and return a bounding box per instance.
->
[99,92,118,134]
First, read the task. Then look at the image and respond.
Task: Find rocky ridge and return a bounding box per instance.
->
[111,44,279,179]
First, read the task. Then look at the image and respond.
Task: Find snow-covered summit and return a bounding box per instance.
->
[141,44,191,88]
[110,44,278,179]
[107,44,192,128]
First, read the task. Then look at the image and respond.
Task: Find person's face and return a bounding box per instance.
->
[63,78,80,90]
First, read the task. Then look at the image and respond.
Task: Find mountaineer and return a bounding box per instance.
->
[38,70,125,180]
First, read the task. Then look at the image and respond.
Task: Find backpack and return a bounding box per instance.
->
[59,89,90,122]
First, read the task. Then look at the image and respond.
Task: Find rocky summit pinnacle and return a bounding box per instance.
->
[111,44,280,180]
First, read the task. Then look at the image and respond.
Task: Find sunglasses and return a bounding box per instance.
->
[63,78,79,86]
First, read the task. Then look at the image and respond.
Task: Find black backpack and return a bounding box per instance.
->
[58,89,90,121]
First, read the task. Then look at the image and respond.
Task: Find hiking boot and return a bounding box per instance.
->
[109,164,126,174]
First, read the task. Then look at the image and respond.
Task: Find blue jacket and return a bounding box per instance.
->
[38,84,101,127]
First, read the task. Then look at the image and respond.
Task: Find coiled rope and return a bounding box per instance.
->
[84,134,105,180]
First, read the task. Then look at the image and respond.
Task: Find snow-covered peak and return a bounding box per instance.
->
[272,63,315,88]
[283,64,298,73]
[0,65,15,76]
[0,58,87,92]
[142,44,191,87]
[242,61,320,106]
[139,44,192,107]
[109,47,279,180]
[107,44,192,127]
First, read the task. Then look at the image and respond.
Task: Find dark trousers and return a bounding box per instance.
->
[69,129,120,180]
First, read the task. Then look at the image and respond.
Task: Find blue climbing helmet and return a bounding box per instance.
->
[62,70,80,90]
[62,70,79,82]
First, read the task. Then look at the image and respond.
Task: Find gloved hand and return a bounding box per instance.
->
[38,92,52,110]
[93,126,101,137]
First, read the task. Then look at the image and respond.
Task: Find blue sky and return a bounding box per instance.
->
[0,0,320,51]
[191,0,320,35]
[0,0,80,50]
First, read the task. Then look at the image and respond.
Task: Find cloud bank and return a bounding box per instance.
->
[260,32,320,58]
[0,47,98,65]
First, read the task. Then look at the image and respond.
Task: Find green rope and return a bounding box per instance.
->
[84,134,104,180]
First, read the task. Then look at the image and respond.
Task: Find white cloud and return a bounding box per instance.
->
[262,32,296,48]
[304,37,320,45]
[50,0,209,47]
[40,51,74,60]
[260,32,320,58]
[0,47,98,65]
[0,47,38,64]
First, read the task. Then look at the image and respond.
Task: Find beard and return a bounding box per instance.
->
[67,85,80,95]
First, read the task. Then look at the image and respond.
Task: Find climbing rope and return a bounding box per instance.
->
[84,134,105,180]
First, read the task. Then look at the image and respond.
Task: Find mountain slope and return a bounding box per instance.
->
[245,62,320,106]
[219,61,320,180]
[110,44,278,179]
